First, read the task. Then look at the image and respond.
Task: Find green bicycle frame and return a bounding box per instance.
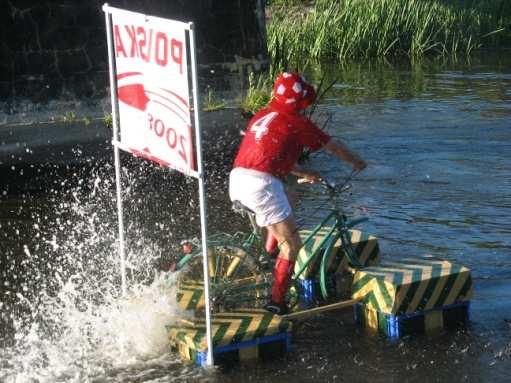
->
[176,206,367,302]
[293,210,364,278]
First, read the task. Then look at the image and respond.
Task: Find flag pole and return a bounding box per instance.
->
[103,3,127,296]
[188,22,214,366]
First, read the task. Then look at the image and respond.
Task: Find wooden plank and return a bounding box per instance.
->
[281,298,362,321]
[180,318,199,327]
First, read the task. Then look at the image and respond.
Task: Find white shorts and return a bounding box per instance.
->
[229,167,292,227]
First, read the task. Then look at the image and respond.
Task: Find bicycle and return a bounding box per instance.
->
[175,173,370,313]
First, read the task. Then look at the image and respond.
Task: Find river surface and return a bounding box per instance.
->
[1,53,510,382]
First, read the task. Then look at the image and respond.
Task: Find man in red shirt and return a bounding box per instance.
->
[229,72,366,314]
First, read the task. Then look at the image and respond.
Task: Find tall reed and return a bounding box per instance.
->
[267,0,511,67]
[240,72,272,115]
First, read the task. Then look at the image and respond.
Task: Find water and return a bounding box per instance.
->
[1,53,511,381]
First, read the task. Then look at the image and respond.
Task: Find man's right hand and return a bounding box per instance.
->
[352,157,367,172]
[291,165,322,184]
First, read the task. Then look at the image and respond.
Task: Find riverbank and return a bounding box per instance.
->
[0,107,245,168]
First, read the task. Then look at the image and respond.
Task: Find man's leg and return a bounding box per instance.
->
[264,229,279,256]
[266,215,302,310]
[265,185,299,256]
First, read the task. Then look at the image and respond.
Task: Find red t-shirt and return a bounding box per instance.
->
[233,100,331,177]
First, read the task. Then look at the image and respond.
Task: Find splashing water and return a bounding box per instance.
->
[0,165,197,382]
[2,272,188,382]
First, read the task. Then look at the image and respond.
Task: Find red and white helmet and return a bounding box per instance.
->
[272,72,316,110]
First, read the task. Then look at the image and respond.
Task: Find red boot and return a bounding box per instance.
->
[267,257,295,314]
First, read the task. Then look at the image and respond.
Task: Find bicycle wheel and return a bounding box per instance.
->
[319,235,338,300]
[319,228,363,300]
[178,244,270,312]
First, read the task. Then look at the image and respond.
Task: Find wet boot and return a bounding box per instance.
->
[266,257,295,315]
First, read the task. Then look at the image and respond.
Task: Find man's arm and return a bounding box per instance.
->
[291,164,322,183]
[323,138,367,171]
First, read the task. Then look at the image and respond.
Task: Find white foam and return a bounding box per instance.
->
[2,271,190,382]
[0,173,198,382]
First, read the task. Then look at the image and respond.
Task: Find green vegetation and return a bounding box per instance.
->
[268,0,312,5]
[267,0,511,67]
[104,114,113,129]
[202,86,227,111]
[243,0,511,114]
[239,70,340,117]
[61,111,76,122]
[240,72,272,115]
[82,116,91,126]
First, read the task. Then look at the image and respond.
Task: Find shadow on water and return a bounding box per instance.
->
[1,52,511,381]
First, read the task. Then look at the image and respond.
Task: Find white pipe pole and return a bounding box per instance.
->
[189,22,214,367]
[104,4,127,296]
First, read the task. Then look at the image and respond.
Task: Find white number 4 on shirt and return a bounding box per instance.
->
[250,112,278,140]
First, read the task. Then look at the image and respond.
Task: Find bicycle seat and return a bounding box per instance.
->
[232,200,260,233]
[232,200,256,215]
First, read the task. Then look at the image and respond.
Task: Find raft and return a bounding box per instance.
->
[352,257,473,338]
[168,309,292,366]
[169,229,473,365]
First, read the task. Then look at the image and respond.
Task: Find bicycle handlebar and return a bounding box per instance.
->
[297,169,359,196]
[319,177,353,196]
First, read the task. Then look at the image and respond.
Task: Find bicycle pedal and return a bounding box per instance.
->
[265,301,289,316]
[259,258,273,271]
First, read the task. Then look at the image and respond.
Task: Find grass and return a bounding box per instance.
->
[104,114,112,129]
[202,87,227,112]
[268,0,312,5]
[239,69,340,118]
[245,0,511,115]
[267,0,511,68]
[61,111,76,122]
[240,72,272,116]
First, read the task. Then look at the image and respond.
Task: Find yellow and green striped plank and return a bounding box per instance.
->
[332,229,380,274]
[352,257,473,315]
[168,309,291,359]
[176,281,205,311]
[295,227,380,279]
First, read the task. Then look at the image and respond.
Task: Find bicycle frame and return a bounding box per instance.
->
[231,204,367,302]
[176,175,368,305]
[293,209,366,279]
[236,205,367,276]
